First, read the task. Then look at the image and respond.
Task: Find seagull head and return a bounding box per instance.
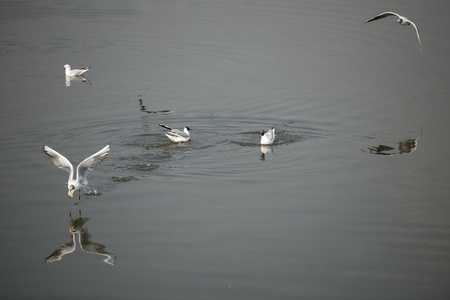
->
[259,130,265,136]
[184,127,192,133]
[63,64,70,69]
[397,18,403,25]
[68,185,75,198]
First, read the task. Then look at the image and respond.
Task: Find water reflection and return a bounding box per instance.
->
[138,98,171,114]
[260,145,274,161]
[65,75,91,87]
[45,211,115,265]
[365,138,418,156]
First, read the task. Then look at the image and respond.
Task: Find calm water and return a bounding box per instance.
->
[1,0,450,299]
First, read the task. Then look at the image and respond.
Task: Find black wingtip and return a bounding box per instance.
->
[159,124,171,130]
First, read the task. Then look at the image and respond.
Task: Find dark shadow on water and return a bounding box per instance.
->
[363,127,422,156]
[45,210,115,266]
[112,175,138,182]
[364,138,418,156]
[117,135,192,176]
[138,98,171,114]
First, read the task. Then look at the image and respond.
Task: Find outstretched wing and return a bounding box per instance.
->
[364,12,399,23]
[409,21,422,48]
[45,236,76,263]
[76,145,110,185]
[43,145,74,176]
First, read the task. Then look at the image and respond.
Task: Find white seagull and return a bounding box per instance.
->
[159,124,191,142]
[260,125,276,145]
[364,12,422,54]
[63,64,91,76]
[43,145,110,199]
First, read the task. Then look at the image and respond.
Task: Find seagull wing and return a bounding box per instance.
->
[169,128,188,138]
[364,12,400,23]
[76,145,110,185]
[76,66,91,75]
[45,234,76,263]
[159,124,173,130]
[43,145,74,177]
[409,20,422,49]
[265,128,275,142]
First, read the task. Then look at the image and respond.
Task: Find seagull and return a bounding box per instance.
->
[260,125,276,145]
[43,145,110,199]
[63,64,91,76]
[158,124,191,142]
[364,12,422,54]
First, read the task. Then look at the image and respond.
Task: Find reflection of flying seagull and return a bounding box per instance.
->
[46,211,115,265]
[159,124,191,142]
[365,12,422,54]
[43,145,110,199]
[63,64,91,76]
[398,138,418,154]
[367,138,419,156]
[45,231,77,263]
[260,125,276,145]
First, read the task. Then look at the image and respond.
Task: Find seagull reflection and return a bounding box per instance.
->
[367,138,418,156]
[260,145,274,161]
[45,211,115,265]
[65,75,91,87]
[138,98,171,114]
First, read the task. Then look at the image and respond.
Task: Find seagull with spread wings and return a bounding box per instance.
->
[365,12,422,54]
[43,145,110,199]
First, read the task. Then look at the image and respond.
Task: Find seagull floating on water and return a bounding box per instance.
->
[364,12,422,54]
[260,125,276,145]
[43,145,110,199]
[63,64,91,76]
[159,124,191,142]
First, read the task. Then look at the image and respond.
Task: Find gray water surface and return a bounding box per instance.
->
[1,0,450,299]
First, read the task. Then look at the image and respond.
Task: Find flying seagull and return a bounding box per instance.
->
[43,145,110,199]
[63,64,91,76]
[365,12,422,54]
[158,124,191,142]
[260,125,276,145]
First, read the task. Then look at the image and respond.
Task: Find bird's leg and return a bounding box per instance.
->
[78,189,81,200]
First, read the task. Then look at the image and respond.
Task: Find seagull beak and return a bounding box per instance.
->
[68,189,74,198]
